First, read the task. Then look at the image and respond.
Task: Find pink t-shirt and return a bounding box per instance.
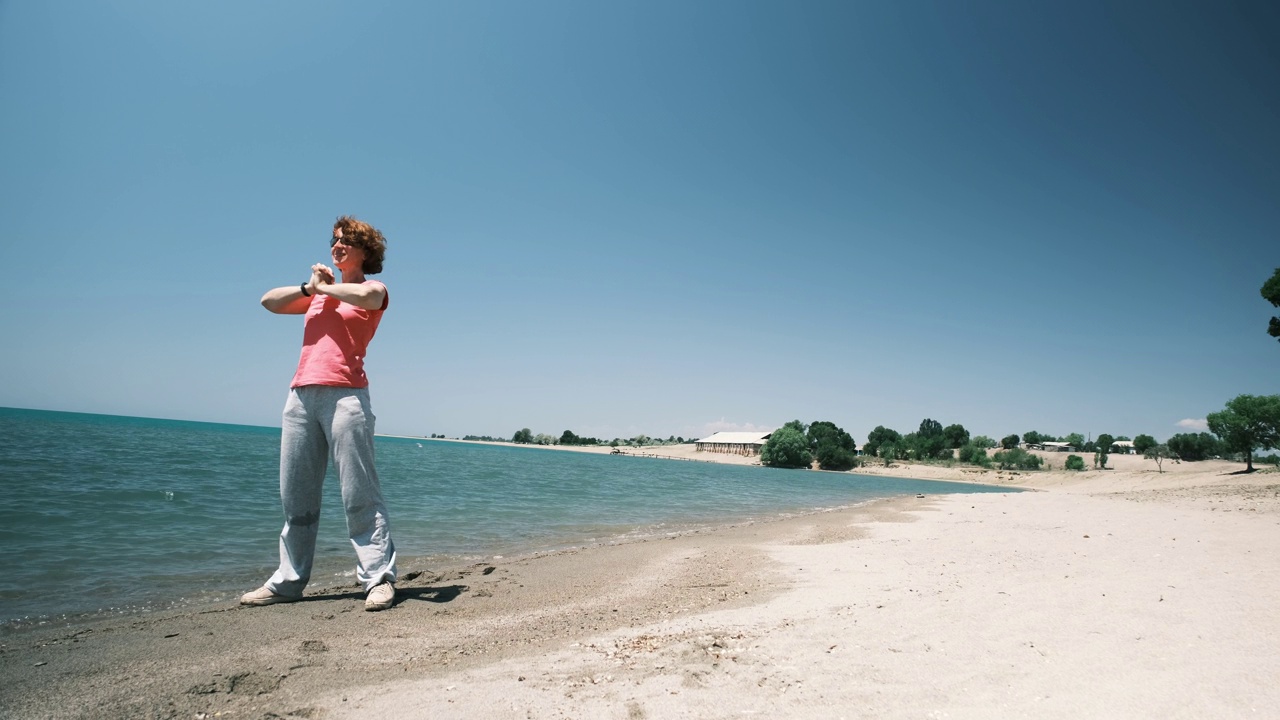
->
[290,281,388,389]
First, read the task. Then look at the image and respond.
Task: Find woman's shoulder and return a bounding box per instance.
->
[363,279,388,310]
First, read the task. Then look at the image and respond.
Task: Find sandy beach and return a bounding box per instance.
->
[2,448,1277,719]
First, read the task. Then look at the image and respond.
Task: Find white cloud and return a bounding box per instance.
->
[1176,418,1209,432]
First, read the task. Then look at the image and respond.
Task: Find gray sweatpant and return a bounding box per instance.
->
[266,386,397,597]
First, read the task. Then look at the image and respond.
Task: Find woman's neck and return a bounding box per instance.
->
[340,269,366,284]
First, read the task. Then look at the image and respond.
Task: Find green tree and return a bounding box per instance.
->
[972,435,997,449]
[1000,434,1020,450]
[864,426,902,458]
[1166,432,1221,461]
[559,430,580,446]
[1065,432,1086,449]
[1065,454,1086,471]
[512,428,533,444]
[1207,394,1280,472]
[807,421,856,453]
[910,419,950,459]
[1262,267,1280,342]
[816,444,858,471]
[1133,434,1157,454]
[1023,430,1043,445]
[879,442,900,466]
[918,418,943,439]
[1094,433,1115,469]
[760,425,813,469]
[808,420,858,471]
[942,423,970,449]
[1144,443,1173,473]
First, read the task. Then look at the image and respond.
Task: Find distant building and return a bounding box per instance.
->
[1112,440,1136,454]
[1042,441,1076,452]
[695,431,773,456]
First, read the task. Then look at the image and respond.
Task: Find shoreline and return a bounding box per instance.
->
[2,462,1276,717]
[0,469,1004,634]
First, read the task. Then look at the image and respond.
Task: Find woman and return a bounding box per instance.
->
[241,215,398,612]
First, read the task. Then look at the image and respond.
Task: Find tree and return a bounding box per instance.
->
[559,430,580,446]
[782,419,808,435]
[808,420,858,471]
[807,421,856,453]
[942,423,970,449]
[1000,434,1020,450]
[1065,454,1086,471]
[816,443,858,471]
[972,435,997,449]
[1065,433,1086,449]
[533,433,555,445]
[1144,443,1173,473]
[864,426,902,458]
[1023,430,1043,445]
[1262,267,1280,342]
[1206,394,1280,472]
[909,418,950,459]
[1133,434,1157,454]
[918,418,943,440]
[1094,433,1115,468]
[760,425,813,469]
[879,442,900,466]
[512,428,533,444]
[1166,432,1221,461]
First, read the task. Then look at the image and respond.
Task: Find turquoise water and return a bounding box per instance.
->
[0,407,1014,628]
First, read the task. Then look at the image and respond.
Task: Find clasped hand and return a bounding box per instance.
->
[310,264,336,290]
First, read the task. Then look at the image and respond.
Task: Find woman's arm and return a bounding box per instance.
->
[314,280,387,310]
[260,285,313,314]
[261,265,330,314]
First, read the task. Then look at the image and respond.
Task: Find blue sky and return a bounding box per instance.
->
[1,1,1276,444]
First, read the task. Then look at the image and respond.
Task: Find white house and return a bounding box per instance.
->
[695,431,773,457]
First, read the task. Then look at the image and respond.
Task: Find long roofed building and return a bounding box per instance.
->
[694,431,774,457]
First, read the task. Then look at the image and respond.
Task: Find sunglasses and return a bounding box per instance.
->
[329,236,359,248]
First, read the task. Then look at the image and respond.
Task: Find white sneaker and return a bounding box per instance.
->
[365,582,395,611]
[240,586,299,606]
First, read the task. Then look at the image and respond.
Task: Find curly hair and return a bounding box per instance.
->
[333,215,387,275]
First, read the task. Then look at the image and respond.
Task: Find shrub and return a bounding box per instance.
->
[993,448,1043,470]
[1065,454,1086,471]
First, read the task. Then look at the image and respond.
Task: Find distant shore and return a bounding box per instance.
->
[390,434,1261,489]
[3,442,1276,718]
